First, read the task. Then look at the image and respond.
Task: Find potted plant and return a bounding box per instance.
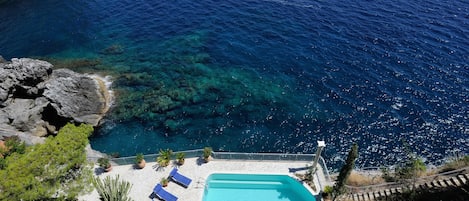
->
[160,177,169,187]
[136,153,146,169]
[322,185,333,200]
[98,157,112,172]
[203,147,212,163]
[156,149,173,167]
[176,152,185,166]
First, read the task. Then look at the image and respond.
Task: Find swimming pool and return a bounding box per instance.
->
[202,173,316,201]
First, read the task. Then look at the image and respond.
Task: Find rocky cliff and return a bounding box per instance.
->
[0,57,111,142]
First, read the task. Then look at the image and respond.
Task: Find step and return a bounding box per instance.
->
[371,191,379,200]
[437,179,448,188]
[442,178,452,187]
[384,189,392,197]
[418,183,427,190]
[359,193,366,201]
[363,193,370,201]
[425,182,433,189]
[457,175,467,184]
[464,174,469,182]
[352,193,360,201]
[450,177,462,186]
[431,180,441,188]
[358,193,364,201]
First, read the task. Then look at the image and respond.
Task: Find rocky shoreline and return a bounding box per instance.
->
[0,57,112,144]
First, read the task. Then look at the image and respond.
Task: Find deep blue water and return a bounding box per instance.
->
[1,0,468,168]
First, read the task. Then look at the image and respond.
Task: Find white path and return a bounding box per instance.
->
[79,158,325,201]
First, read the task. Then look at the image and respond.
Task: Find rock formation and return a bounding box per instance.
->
[0,57,111,142]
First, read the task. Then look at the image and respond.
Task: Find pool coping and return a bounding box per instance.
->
[201,172,319,201]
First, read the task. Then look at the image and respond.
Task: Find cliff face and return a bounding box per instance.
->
[0,57,110,140]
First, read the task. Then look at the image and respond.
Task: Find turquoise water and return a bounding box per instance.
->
[203,174,316,201]
[1,0,468,168]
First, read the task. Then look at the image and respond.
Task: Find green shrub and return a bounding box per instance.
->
[92,175,133,201]
[381,167,397,182]
[161,177,169,186]
[98,157,111,169]
[0,157,5,170]
[324,185,333,194]
[0,123,94,200]
[203,147,212,159]
[156,149,172,167]
[4,136,25,155]
[439,155,469,173]
[176,152,185,165]
[397,157,426,179]
[135,153,144,163]
[1,136,26,158]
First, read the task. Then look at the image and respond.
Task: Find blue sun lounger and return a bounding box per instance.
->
[169,168,192,188]
[153,184,178,201]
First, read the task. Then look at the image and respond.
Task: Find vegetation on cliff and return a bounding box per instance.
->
[333,143,358,200]
[0,123,94,201]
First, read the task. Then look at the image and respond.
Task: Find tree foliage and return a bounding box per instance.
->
[2,136,26,157]
[0,123,94,201]
[92,175,133,201]
[333,143,358,200]
[397,157,426,180]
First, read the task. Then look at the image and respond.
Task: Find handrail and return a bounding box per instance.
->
[212,151,331,182]
[319,155,332,182]
[88,149,204,165]
[345,166,469,193]
[87,149,331,182]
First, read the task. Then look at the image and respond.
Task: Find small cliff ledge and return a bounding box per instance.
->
[0,57,110,140]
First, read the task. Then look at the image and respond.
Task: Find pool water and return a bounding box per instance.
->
[202,173,316,201]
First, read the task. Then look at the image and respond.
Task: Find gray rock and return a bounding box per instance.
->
[0,58,52,102]
[0,65,15,102]
[3,98,49,134]
[0,57,110,142]
[7,58,52,86]
[0,110,9,124]
[44,69,107,126]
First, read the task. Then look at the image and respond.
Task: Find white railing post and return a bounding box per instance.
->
[311,141,326,176]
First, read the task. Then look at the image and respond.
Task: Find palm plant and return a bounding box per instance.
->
[176,152,185,165]
[160,177,169,187]
[92,175,133,201]
[135,153,144,164]
[203,147,212,162]
[156,149,173,167]
[135,153,145,169]
[98,157,112,172]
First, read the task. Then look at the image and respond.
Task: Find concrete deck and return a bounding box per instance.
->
[79,158,325,201]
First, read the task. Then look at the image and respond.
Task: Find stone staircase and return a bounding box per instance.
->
[345,173,469,201]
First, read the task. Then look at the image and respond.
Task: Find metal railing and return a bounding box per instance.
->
[88,149,204,165]
[212,151,331,181]
[87,149,331,182]
[212,151,315,161]
[345,166,469,194]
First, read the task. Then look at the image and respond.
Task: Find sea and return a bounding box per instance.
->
[0,0,468,169]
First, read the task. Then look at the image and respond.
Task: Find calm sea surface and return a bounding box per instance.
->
[1,0,468,168]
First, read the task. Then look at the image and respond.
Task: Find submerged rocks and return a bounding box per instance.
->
[0,57,111,141]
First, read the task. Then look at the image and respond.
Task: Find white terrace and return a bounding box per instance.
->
[80,151,330,201]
